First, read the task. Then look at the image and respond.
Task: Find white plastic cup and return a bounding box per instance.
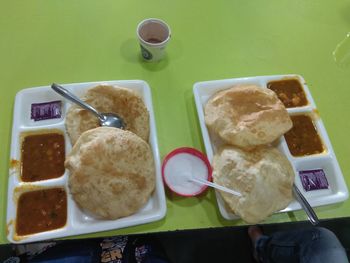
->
[136,18,171,62]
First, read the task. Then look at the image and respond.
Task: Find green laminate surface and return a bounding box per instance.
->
[1,0,350,244]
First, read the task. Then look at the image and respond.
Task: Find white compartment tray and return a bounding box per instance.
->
[193,74,349,220]
[7,80,166,243]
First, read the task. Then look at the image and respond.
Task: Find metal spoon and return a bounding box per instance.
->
[51,83,125,129]
[293,184,319,225]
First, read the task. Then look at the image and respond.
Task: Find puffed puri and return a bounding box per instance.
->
[65,127,155,220]
[65,85,150,145]
[204,84,293,149]
[212,145,295,224]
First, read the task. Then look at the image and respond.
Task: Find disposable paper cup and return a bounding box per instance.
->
[137,18,171,62]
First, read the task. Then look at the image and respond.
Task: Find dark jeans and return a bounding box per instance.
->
[255,227,348,263]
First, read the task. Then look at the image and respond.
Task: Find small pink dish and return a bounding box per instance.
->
[161,147,212,197]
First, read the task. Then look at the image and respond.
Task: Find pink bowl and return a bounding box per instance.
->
[161,147,213,197]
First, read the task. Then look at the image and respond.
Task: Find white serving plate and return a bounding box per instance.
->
[193,74,349,220]
[6,80,166,243]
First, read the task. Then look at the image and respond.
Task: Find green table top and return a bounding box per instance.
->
[1,0,350,244]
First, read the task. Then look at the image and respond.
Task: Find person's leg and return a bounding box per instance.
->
[249,226,299,263]
[299,227,348,263]
[248,226,348,263]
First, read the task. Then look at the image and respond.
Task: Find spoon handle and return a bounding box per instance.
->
[51,83,104,120]
[293,184,319,225]
[190,178,242,197]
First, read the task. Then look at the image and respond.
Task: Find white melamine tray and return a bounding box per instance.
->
[7,80,166,243]
[193,74,349,220]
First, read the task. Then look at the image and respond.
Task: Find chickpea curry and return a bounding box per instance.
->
[21,132,65,182]
[16,188,67,235]
[268,79,308,108]
[284,114,324,156]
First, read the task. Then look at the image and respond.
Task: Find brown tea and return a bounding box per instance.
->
[146,37,162,43]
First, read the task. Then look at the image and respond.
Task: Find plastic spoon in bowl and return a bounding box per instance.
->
[190,177,242,197]
[51,83,125,129]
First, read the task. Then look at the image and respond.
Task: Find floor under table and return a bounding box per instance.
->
[1,217,349,262]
